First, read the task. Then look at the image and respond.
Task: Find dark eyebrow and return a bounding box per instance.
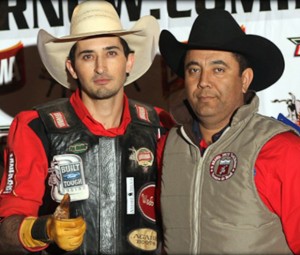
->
[77,46,122,56]
[185,59,229,69]
[105,46,121,51]
[78,49,93,56]
[211,59,229,67]
[185,61,200,70]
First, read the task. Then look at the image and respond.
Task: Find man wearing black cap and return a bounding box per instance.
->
[158,9,300,254]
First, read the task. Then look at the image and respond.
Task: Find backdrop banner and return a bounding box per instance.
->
[1,0,300,126]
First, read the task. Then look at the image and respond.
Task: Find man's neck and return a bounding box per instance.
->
[82,94,124,129]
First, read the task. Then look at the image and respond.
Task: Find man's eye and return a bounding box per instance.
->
[215,68,224,73]
[83,54,93,60]
[188,68,199,74]
[107,51,117,56]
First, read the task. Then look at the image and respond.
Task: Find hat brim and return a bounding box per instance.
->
[37,15,159,90]
[159,30,284,92]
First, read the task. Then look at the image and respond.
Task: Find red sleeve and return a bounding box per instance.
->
[255,131,300,254]
[0,111,49,217]
[154,107,175,130]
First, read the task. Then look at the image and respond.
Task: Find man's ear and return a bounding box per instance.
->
[126,53,135,74]
[66,59,78,79]
[241,67,254,93]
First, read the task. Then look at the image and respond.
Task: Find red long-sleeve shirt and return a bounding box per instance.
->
[0,89,174,217]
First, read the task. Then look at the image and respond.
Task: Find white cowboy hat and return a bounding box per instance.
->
[37,0,159,90]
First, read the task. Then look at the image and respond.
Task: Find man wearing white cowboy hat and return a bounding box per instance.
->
[0,1,174,254]
[158,9,300,254]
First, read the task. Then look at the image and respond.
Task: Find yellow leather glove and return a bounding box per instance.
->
[19,193,86,252]
[19,216,49,251]
[46,215,86,251]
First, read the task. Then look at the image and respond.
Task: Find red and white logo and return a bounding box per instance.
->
[138,184,156,222]
[135,104,150,122]
[209,152,237,181]
[49,112,69,129]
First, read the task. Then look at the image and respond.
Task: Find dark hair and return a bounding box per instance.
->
[232,53,250,76]
[120,37,134,57]
[68,36,134,67]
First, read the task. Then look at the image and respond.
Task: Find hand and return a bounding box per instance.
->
[47,193,86,251]
[19,193,86,252]
[46,215,86,251]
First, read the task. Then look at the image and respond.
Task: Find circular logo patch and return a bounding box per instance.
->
[127,228,157,251]
[209,152,237,181]
[136,148,154,167]
[138,184,156,222]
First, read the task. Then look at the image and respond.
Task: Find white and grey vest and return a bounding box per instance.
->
[161,94,296,254]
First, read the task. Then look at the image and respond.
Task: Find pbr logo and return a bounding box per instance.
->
[209,152,237,181]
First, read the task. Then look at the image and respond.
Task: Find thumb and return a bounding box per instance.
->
[53,193,70,219]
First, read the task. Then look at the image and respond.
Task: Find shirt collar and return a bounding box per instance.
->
[192,119,229,153]
[70,88,131,137]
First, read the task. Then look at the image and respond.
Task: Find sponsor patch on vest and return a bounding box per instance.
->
[49,111,69,129]
[209,152,237,181]
[135,104,150,122]
[48,154,89,202]
[138,183,156,222]
[129,147,154,172]
[1,153,15,194]
[68,142,88,154]
[126,177,135,215]
[127,228,157,251]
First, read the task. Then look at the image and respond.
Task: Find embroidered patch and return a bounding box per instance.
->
[127,228,157,251]
[68,142,88,154]
[138,183,156,222]
[48,154,89,202]
[49,112,69,129]
[126,177,135,215]
[209,152,238,181]
[129,147,154,172]
[135,105,150,122]
[2,153,15,194]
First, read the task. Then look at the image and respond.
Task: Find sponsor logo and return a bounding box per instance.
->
[127,228,157,251]
[48,154,89,202]
[129,147,154,172]
[138,184,156,222]
[2,153,15,194]
[49,111,69,129]
[68,142,88,154]
[135,104,150,122]
[126,177,135,214]
[209,152,238,181]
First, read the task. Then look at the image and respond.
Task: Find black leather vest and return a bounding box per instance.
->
[35,98,165,255]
